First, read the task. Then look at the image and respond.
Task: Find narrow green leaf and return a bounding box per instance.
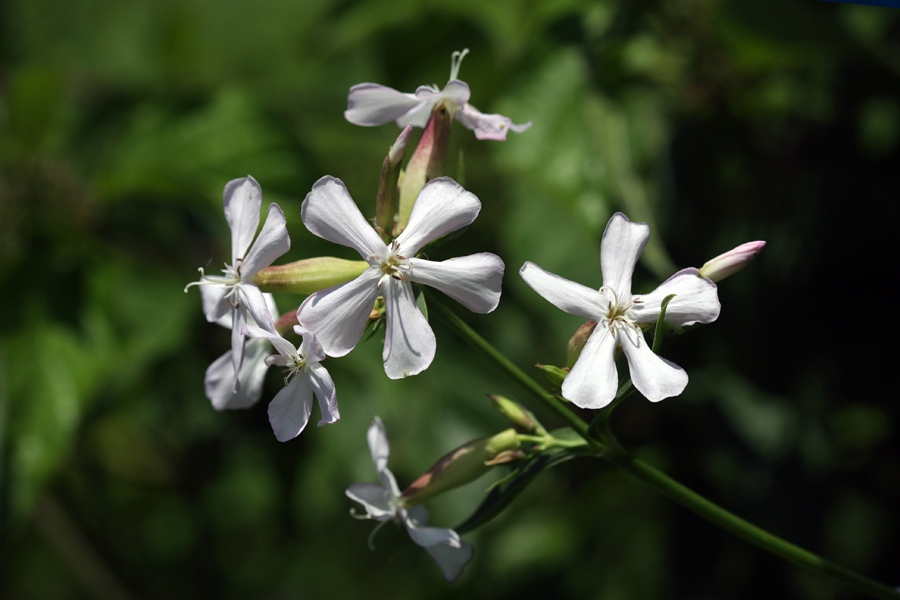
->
[651,293,676,354]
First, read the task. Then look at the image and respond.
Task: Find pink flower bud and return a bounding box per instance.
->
[699,241,765,283]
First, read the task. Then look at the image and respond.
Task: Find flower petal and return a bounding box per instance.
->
[408,253,504,314]
[345,483,395,520]
[230,306,247,392]
[200,284,231,323]
[296,268,382,357]
[619,329,688,402]
[367,417,400,494]
[382,278,436,379]
[600,213,650,298]
[406,521,463,549]
[267,374,314,442]
[345,83,424,127]
[414,80,471,110]
[630,268,721,327]
[394,177,481,256]
[242,323,295,358]
[239,284,277,333]
[308,363,339,427]
[223,176,262,264]
[457,103,531,141]
[241,203,290,278]
[301,176,387,260]
[204,338,270,410]
[519,261,606,322]
[561,324,620,409]
[425,539,474,583]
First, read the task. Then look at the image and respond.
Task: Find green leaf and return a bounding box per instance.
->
[651,293,676,354]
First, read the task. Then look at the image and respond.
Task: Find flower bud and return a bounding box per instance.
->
[375,126,414,241]
[489,394,544,434]
[566,321,597,368]
[400,429,520,506]
[394,101,454,236]
[699,241,765,283]
[253,257,368,294]
[536,364,567,388]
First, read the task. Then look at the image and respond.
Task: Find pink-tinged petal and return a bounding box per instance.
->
[519,261,607,322]
[619,330,688,402]
[307,363,339,427]
[382,278,436,379]
[367,417,400,494]
[412,80,471,109]
[561,324,619,409]
[425,539,474,582]
[394,177,481,256]
[296,268,382,357]
[699,241,765,282]
[295,326,326,364]
[457,103,531,141]
[239,284,277,333]
[630,268,721,327]
[301,176,387,260]
[345,483,395,520]
[230,306,247,392]
[223,176,262,264]
[345,83,424,127]
[242,323,295,358]
[267,374,313,442]
[205,339,270,410]
[406,520,463,549]
[600,213,650,298]
[408,253,504,314]
[241,203,290,277]
[200,284,231,323]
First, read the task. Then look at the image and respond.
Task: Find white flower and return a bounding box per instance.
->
[185,176,290,391]
[204,293,279,411]
[344,49,531,141]
[346,417,473,582]
[520,212,721,409]
[296,176,504,379]
[241,324,339,442]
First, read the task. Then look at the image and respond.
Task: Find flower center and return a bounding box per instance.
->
[600,286,643,340]
[371,241,411,289]
[183,260,243,306]
[271,353,307,386]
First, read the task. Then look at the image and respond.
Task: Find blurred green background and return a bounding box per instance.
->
[2,0,899,598]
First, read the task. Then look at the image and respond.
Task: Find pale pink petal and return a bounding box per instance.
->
[457,103,531,141]
[414,80,471,108]
[204,338,269,410]
[600,213,650,298]
[239,284,277,333]
[519,261,607,322]
[301,176,387,260]
[242,323,295,358]
[619,329,688,402]
[295,325,326,364]
[241,203,290,277]
[223,176,262,263]
[267,375,313,442]
[307,363,339,427]
[382,278,437,379]
[425,539,474,582]
[296,268,382,357]
[630,268,721,327]
[367,417,400,494]
[345,483,395,520]
[230,306,247,392]
[200,284,230,323]
[345,83,424,127]
[406,520,463,549]
[394,177,481,256]
[408,253,504,314]
[560,324,619,409]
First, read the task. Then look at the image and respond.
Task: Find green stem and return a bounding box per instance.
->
[428,295,598,450]
[430,294,899,600]
[600,424,899,600]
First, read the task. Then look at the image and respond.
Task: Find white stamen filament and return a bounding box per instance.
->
[449,48,469,81]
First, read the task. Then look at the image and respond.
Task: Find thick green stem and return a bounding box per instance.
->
[430,294,899,600]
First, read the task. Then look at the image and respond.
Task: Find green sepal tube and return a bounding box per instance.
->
[253,257,368,294]
[536,364,568,388]
[489,394,545,435]
[395,101,453,236]
[400,429,521,507]
[375,125,414,242]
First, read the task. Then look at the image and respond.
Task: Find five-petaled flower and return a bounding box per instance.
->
[241,324,339,441]
[205,293,279,411]
[186,176,291,391]
[346,417,473,582]
[296,176,504,379]
[345,49,531,141]
[520,212,721,409]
